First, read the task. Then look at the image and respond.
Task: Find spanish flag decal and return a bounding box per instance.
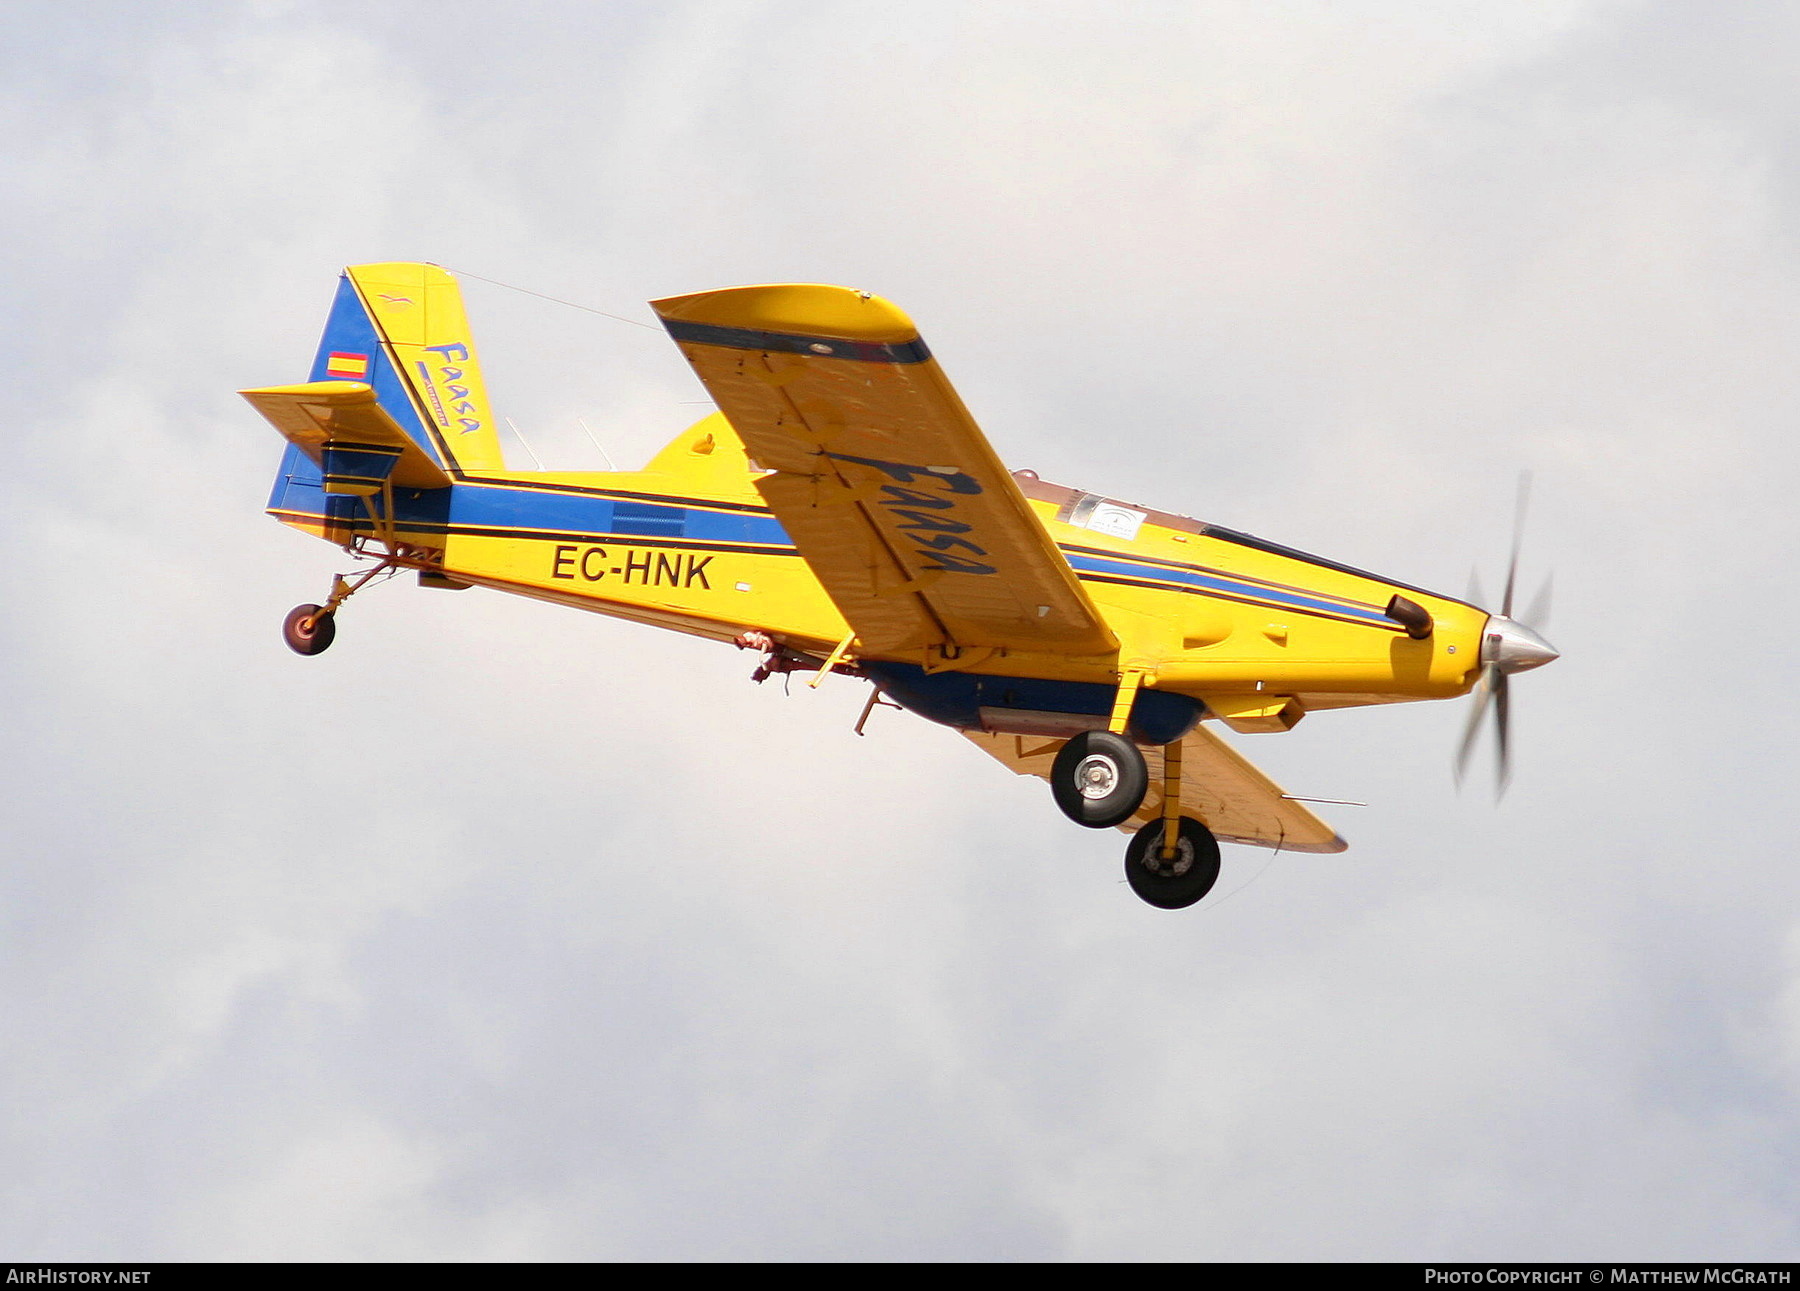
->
[325,351,369,379]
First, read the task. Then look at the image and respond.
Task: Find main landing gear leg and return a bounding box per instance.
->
[1158,736,1184,862]
[1050,668,1150,828]
[1121,737,1219,908]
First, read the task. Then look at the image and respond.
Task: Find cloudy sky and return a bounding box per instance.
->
[4,0,1799,1262]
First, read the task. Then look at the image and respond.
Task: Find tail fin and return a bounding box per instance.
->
[307,262,508,474]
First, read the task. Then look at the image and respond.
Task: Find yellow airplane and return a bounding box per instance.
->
[243,263,1558,909]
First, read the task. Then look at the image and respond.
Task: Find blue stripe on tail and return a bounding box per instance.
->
[309,274,445,470]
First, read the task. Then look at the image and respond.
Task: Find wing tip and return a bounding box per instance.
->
[650,283,918,344]
[239,380,374,401]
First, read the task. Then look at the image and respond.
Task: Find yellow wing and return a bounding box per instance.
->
[652,285,1118,659]
[963,724,1349,854]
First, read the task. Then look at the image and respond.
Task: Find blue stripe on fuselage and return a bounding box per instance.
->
[268,471,1393,628]
[1062,550,1394,625]
[428,482,790,545]
[272,475,796,549]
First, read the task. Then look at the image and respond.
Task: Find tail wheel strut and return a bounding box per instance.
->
[280,558,399,658]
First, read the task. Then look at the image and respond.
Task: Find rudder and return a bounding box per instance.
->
[343,263,507,473]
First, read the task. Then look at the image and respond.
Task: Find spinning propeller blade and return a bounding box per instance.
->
[1458,473,1557,797]
[1453,666,1493,782]
[1521,572,1554,633]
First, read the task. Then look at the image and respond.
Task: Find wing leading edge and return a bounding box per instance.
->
[652,285,1118,659]
[963,723,1348,854]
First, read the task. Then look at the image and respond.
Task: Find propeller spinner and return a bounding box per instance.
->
[1456,476,1559,794]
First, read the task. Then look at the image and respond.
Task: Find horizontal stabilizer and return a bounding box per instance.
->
[241,381,452,492]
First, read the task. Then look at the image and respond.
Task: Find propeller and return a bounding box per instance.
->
[1456,474,1559,796]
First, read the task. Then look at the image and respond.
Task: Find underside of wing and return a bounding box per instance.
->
[651,285,1117,659]
[963,723,1348,854]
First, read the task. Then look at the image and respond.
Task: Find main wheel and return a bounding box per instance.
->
[1050,729,1148,828]
[1124,817,1221,909]
[282,603,336,656]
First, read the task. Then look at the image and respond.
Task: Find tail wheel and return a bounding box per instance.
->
[1050,729,1148,828]
[282,603,336,656]
[1124,816,1221,909]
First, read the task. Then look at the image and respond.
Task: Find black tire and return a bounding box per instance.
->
[1050,729,1148,828]
[1124,817,1221,910]
[282,603,336,656]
